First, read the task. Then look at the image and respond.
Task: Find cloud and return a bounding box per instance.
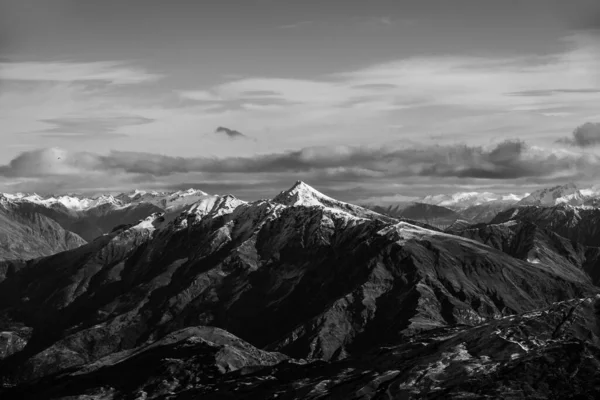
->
[3,30,600,178]
[215,126,247,139]
[1,141,597,192]
[30,116,154,138]
[0,61,162,84]
[557,122,600,147]
[509,89,600,97]
[278,21,313,29]
[176,31,600,141]
[178,90,222,102]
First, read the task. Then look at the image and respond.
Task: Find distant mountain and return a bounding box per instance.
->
[369,200,514,227]
[115,188,210,213]
[0,188,214,243]
[456,200,519,223]
[0,197,86,260]
[517,183,585,206]
[393,202,460,228]
[420,191,526,210]
[366,190,527,228]
[0,193,120,211]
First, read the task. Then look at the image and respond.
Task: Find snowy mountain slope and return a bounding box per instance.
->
[420,191,527,209]
[1,193,122,211]
[517,183,585,206]
[116,188,211,212]
[273,180,397,223]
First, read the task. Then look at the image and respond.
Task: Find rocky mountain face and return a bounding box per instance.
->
[0,198,86,260]
[1,181,599,399]
[450,219,600,285]
[491,205,600,247]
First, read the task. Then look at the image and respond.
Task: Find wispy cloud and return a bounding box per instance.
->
[0,60,167,156]
[277,21,313,29]
[31,116,154,139]
[175,31,600,148]
[0,61,162,84]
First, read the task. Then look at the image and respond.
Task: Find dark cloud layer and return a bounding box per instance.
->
[1,140,596,183]
[1,139,599,201]
[557,122,600,147]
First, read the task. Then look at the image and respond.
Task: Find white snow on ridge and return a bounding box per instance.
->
[173,188,209,197]
[377,221,482,247]
[517,183,583,206]
[187,195,246,219]
[273,181,338,207]
[0,188,213,212]
[272,181,385,222]
[420,191,524,208]
[130,213,168,233]
[502,193,528,201]
[0,192,123,211]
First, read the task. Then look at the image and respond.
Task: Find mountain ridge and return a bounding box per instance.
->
[2,180,600,398]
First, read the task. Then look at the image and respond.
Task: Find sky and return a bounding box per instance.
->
[1,0,600,203]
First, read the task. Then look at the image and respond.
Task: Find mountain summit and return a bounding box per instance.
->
[273,181,396,222]
[518,182,584,206]
[273,180,336,207]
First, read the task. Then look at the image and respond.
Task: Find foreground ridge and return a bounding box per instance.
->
[3,296,599,399]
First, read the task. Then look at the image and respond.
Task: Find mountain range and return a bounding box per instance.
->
[1,181,600,398]
[366,183,600,228]
[0,189,213,260]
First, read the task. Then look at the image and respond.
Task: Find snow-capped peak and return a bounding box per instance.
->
[130,212,167,233]
[517,183,583,206]
[172,188,209,198]
[273,181,337,207]
[502,193,528,202]
[187,194,246,219]
[0,191,124,211]
[272,181,395,223]
[128,189,147,198]
[419,190,529,209]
